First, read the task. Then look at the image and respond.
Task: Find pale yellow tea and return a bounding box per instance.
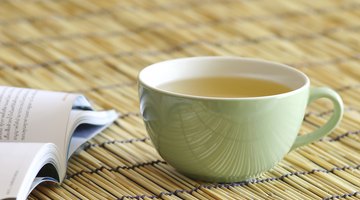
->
[158,77,291,97]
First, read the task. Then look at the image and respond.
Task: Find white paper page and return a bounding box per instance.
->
[67,110,118,157]
[0,143,58,200]
[0,87,78,158]
[29,177,57,196]
[72,95,92,110]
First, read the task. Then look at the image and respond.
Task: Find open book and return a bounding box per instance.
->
[0,86,118,200]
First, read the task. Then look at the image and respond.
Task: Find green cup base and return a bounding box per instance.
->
[180,171,264,183]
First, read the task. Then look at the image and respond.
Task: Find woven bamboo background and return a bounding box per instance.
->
[0,0,359,199]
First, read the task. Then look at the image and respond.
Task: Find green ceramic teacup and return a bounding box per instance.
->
[138,57,343,182]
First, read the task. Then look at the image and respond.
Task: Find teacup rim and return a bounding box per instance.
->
[138,56,310,100]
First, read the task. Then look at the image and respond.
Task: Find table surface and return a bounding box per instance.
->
[0,0,359,199]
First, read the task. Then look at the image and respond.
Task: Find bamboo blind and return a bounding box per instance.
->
[0,0,359,199]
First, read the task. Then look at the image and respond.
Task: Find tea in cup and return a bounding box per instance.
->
[138,57,343,182]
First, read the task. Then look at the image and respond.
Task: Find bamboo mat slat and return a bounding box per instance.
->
[0,0,359,199]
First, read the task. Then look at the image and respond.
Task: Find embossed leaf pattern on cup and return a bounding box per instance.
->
[140,84,307,182]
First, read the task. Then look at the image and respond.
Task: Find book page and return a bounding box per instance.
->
[0,143,59,200]
[0,86,78,158]
[67,110,118,158]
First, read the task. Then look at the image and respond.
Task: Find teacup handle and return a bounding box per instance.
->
[291,87,344,150]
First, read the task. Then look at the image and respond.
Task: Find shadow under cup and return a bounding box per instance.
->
[138,57,341,182]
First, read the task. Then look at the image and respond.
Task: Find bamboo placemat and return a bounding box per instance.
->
[0,0,359,199]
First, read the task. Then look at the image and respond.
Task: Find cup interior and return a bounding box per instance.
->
[139,57,309,98]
